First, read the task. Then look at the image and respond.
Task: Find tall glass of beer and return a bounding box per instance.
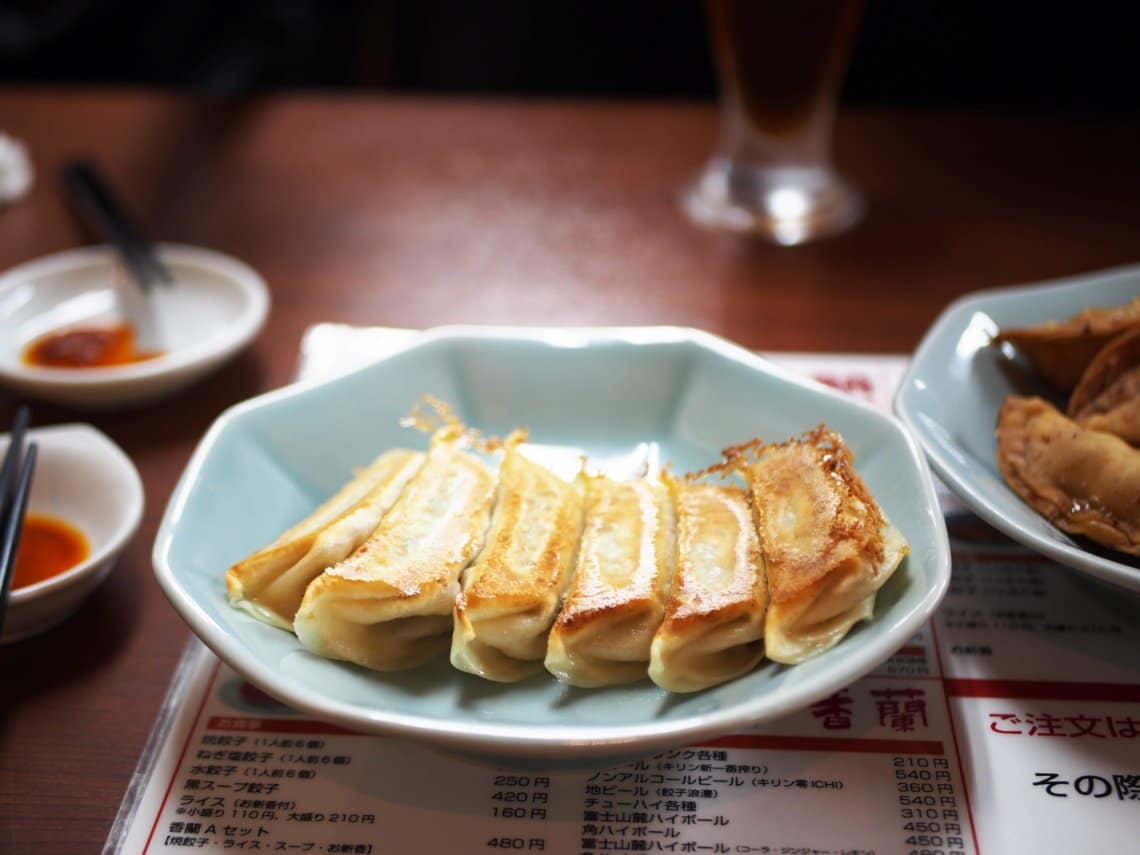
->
[683,0,865,244]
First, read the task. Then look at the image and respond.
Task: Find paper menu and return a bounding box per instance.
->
[105,331,1140,855]
[105,638,961,855]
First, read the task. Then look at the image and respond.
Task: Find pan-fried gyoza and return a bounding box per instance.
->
[225,402,908,692]
[997,396,1140,556]
[225,448,424,629]
[992,298,1140,556]
[736,428,909,665]
[648,482,767,693]
[451,447,585,682]
[544,475,676,687]
[992,296,1140,392]
[294,428,497,671]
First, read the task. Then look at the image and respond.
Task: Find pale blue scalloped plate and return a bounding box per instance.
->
[895,265,1140,594]
[154,326,949,764]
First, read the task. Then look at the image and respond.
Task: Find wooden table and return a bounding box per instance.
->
[0,88,1137,852]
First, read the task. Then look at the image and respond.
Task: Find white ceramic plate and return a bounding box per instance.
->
[154,326,950,764]
[0,244,269,409]
[2,423,144,642]
[895,264,1140,593]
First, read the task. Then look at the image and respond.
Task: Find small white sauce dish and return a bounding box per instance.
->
[0,244,270,410]
[2,423,144,643]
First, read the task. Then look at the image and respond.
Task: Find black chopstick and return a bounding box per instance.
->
[0,407,36,635]
[0,405,29,520]
[59,159,173,291]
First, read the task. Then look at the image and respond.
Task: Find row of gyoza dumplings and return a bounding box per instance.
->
[226,424,909,692]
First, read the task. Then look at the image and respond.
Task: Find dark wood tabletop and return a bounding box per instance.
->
[0,87,1138,852]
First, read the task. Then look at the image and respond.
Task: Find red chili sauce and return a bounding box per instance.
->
[12,513,90,589]
[21,323,162,368]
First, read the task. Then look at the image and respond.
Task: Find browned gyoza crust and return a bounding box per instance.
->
[450,448,584,682]
[996,396,1140,555]
[648,482,767,693]
[544,475,675,687]
[741,427,908,665]
[992,297,1140,391]
[294,432,498,671]
[1068,325,1140,446]
[225,448,425,629]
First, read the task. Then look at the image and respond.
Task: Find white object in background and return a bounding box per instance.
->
[1,423,144,642]
[296,323,420,384]
[0,244,270,410]
[0,132,33,204]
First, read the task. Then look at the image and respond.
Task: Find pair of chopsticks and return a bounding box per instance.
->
[0,406,37,633]
[59,159,173,292]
